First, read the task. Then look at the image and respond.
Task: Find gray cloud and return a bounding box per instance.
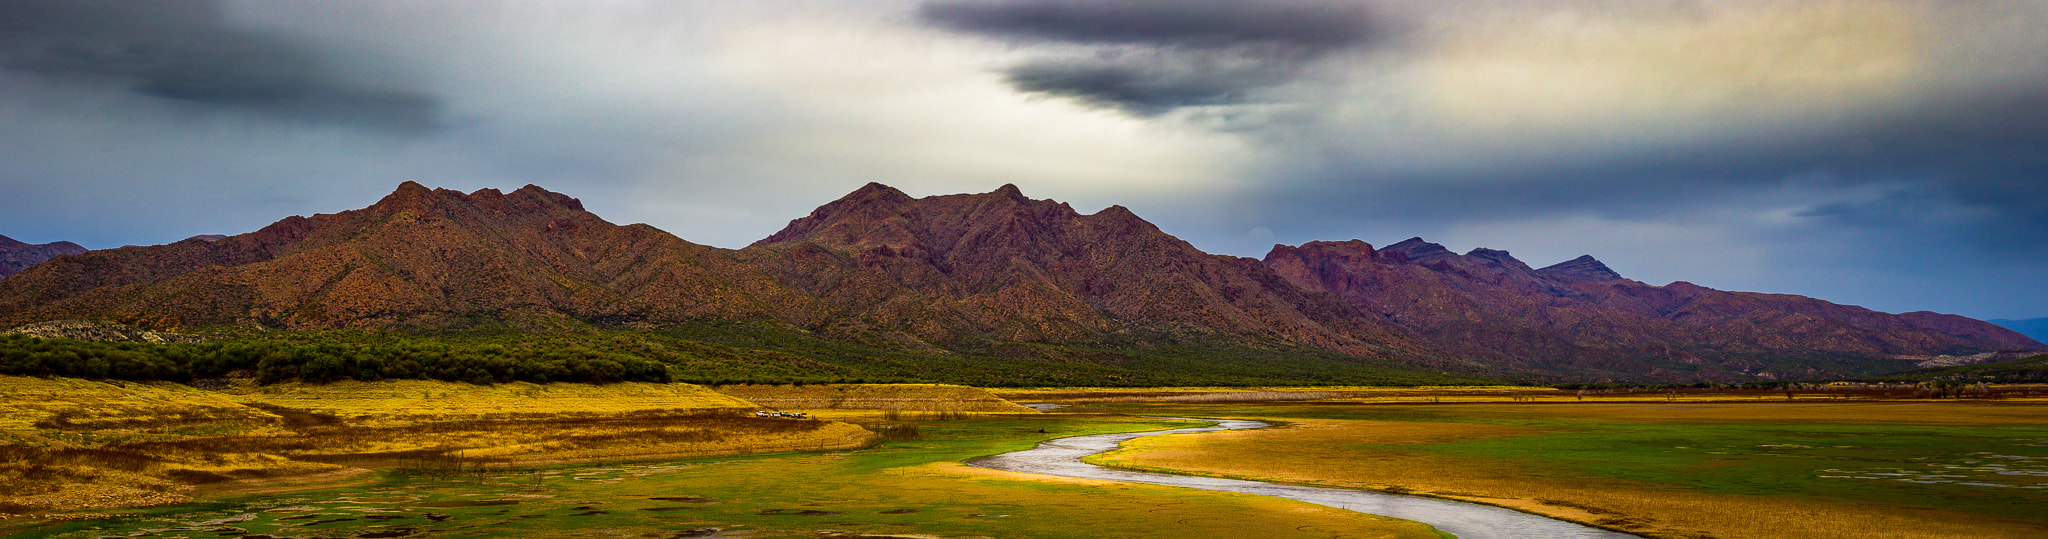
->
[921,0,1375,114]
[919,0,1371,51]
[1248,82,2048,254]
[0,0,439,133]
[1138,77,2048,319]
[1002,54,1299,115]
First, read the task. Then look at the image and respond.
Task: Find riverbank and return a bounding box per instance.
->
[9,415,1444,539]
[1082,402,2048,539]
[972,417,1630,539]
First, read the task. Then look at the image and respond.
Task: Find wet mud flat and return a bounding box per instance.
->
[969,417,1636,539]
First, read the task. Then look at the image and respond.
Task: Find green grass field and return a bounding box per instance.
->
[9,416,1445,539]
[1082,402,2048,538]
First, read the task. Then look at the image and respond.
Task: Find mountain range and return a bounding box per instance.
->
[0,234,86,279]
[2,183,2039,382]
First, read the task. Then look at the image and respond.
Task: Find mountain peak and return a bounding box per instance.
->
[848,182,913,203]
[993,183,1025,199]
[1381,237,1455,264]
[377,181,439,209]
[1537,255,1624,282]
[1465,247,1529,269]
[1273,240,1377,259]
[751,183,919,247]
[511,184,585,211]
[370,182,588,214]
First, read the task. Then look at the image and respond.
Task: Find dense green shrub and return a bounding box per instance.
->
[0,322,1501,387]
[0,334,671,385]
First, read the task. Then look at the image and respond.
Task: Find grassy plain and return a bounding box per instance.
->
[995,384,2048,405]
[0,376,871,516]
[18,376,2048,538]
[10,416,1447,539]
[1082,401,2048,539]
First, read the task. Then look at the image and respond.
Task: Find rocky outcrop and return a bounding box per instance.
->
[5,320,209,343]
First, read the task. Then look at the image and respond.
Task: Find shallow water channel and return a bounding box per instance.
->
[969,417,1636,539]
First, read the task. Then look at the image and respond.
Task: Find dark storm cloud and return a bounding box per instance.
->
[1002,56,1297,115]
[919,0,1372,51]
[921,0,1375,114]
[0,0,439,133]
[1260,87,2048,263]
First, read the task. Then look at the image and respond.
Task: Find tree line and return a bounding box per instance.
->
[0,334,671,385]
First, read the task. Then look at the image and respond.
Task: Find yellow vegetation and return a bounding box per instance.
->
[715,383,1037,413]
[224,379,756,425]
[0,375,876,515]
[0,376,277,433]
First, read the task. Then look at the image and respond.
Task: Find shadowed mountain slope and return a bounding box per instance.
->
[0,234,87,279]
[739,183,1424,358]
[1265,239,2044,379]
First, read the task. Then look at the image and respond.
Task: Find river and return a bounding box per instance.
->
[968,417,1636,539]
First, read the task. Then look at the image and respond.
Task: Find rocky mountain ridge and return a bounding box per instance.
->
[1264,239,2040,379]
[1,182,2037,382]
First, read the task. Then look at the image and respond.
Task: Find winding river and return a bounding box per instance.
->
[969,418,1635,539]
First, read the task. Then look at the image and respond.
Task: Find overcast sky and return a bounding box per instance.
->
[1,0,2043,320]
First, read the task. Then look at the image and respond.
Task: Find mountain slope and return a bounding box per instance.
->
[738,183,1425,360]
[1991,317,2048,344]
[0,234,87,279]
[0,183,819,330]
[4,182,2034,383]
[1265,239,2043,380]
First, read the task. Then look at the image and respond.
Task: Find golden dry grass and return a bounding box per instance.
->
[0,376,278,433]
[1092,412,2048,539]
[0,375,877,515]
[226,379,756,425]
[714,383,1038,413]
